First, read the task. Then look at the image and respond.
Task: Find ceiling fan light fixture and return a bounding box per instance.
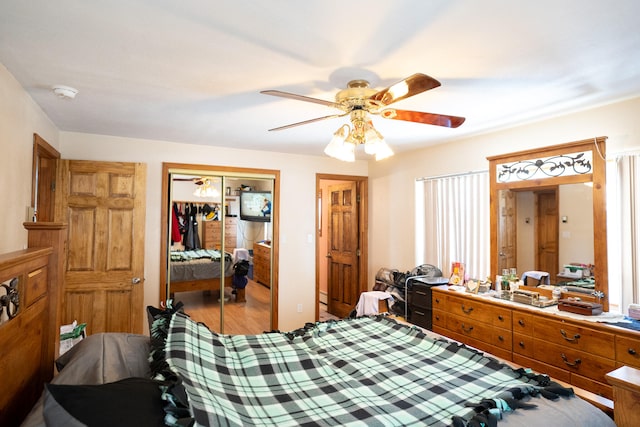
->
[325,120,393,162]
[325,124,355,162]
[363,121,385,155]
[374,140,394,161]
[193,178,221,199]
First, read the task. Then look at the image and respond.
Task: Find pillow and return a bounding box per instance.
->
[54,333,151,384]
[43,377,165,427]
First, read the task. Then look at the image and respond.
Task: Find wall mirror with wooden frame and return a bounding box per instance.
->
[487,136,609,310]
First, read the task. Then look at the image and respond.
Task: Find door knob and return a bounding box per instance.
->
[326,253,332,258]
[132,277,141,284]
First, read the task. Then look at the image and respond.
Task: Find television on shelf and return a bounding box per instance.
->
[240,191,272,222]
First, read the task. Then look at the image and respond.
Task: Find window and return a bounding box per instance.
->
[416,171,490,280]
[607,153,640,314]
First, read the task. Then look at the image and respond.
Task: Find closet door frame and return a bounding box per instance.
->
[159,162,280,331]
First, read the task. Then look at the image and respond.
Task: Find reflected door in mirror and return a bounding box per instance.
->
[498,189,516,274]
[536,190,559,282]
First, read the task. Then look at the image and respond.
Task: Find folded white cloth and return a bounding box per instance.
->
[355,291,393,317]
[233,248,250,262]
[521,271,550,285]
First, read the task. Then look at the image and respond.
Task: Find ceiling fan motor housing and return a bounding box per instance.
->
[335,80,378,110]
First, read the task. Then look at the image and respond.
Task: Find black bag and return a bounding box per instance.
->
[233,259,250,277]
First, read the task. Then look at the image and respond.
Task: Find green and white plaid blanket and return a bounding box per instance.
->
[170,249,232,263]
[160,313,571,426]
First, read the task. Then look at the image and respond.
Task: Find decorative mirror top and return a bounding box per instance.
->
[497,150,592,183]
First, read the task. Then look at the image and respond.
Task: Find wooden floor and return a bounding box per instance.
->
[175,278,272,335]
[319,302,340,321]
[175,279,341,334]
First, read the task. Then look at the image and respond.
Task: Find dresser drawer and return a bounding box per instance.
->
[447,314,512,351]
[447,295,511,327]
[513,333,534,357]
[432,291,447,310]
[533,339,616,383]
[411,308,432,330]
[432,309,446,328]
[533,318,615,359]
[512,311,535,336]
[411,284,432,308]
[616,335,640,368]
[571,374,612,400]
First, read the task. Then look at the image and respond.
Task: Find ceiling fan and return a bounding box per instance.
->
[260,73,465,161]
[172,176,206,184]
[261,73,465,130]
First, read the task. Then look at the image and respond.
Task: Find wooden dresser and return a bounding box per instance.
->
[202,217,237,250]
[432,286,640,402]
[253,242,271,287]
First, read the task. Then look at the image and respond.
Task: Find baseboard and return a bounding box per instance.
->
[319,291,327,305]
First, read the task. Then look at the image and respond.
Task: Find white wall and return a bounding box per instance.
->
[0,64,59,254]
[60,132,368,331]
[558,183,594,268]
[368,96,640,285]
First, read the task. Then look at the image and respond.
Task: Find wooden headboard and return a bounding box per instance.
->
[0,248,53,426]
[0,222,65,427]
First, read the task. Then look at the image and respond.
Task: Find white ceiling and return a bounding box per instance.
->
[2,0,640,158]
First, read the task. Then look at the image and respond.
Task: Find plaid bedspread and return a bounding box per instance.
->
[162,313,562,426]
[170,249,232,263]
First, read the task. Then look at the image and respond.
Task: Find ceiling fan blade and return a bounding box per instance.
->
[261,90,343,109]
[268,113,348,131]
[369,73,441,106]
[381,109,466,128]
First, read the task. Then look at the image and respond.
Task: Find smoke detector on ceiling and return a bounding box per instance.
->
[52,85,78,99]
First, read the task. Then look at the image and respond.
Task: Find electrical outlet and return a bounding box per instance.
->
[297,304,303,312]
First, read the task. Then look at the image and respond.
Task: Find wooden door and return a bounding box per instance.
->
[327,182,359,318]
[536,190,558,282]
[58,160,146,334]
[497,189,516,273]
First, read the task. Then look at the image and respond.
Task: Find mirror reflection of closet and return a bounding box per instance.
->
[160,164,279,334]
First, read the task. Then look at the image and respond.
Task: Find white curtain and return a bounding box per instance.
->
[416,171,490,280]
[607,154,640,313]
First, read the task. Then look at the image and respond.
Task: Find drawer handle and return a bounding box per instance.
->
[518,319,525,326]
[498,315,504,321]
[561,353,582,368]
[414,310,425,316]
[435,298,440,304]
[461,305,474,314]
[560,329,580,342]
[519,341,525,348]
[498,335,504,342]
[461,323,474,333]
[416,291,427,296]
[629,348,637,355]
[435,315,440,321]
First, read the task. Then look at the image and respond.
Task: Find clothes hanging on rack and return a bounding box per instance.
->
[171,203,182,244]
[183,203,202,250]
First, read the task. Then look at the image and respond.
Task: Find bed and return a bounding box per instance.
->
[20,304,616,427]
[169,249,234,296]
